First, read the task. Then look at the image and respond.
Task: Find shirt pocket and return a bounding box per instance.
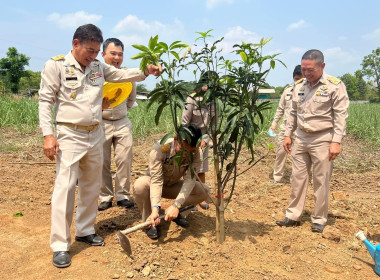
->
[63,79,84,100]
[312,93,331,114]
[285,94,292,101]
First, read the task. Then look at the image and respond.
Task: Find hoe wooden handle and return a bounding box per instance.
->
[120,204,195,235]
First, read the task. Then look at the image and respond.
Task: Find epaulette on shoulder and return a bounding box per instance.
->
[284,84,292,89]
[328,76,341,85]
[161,143,171,153]
[295,78,305,85]
[52,55,65,61]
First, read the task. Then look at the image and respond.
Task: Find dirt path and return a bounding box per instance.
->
[0,133,379,280]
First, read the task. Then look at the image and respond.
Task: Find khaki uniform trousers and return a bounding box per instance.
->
[273,124,288,182]
[133,176,209,221]
[50,124,103,252]
[100,117,133,202]
[285,129,333,225]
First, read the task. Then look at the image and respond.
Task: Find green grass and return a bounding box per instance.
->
[1,95,378,146]
[347,103,380,145]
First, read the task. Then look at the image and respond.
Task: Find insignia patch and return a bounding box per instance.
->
[328,76,341,85]
[315,91,321,96]
[71,92,76,99]
[320,85,328,91]
[161,143,171,153]
[298,92,304,96]
[52,54,65,61]
[295,78,305,85]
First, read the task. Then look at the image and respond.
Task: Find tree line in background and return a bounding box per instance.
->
[0,46,379,102]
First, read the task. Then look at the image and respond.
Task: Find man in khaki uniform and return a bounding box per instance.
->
[269,65,303,183]
[98,38,136,211]
[276,49,349,233]
[133,124,209,239]
[39,24,161,268]
[181,71,218,210]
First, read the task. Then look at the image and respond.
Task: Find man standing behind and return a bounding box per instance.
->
[269,65,303,183]
[276,49,349,233]
[39,24,160,268]
[98,38,136,211]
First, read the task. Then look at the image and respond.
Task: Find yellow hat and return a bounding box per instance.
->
[103,82,132,108]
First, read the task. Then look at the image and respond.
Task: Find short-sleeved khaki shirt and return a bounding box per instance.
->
[271,84,294,128]
[147,138,201,207]
[39,52,146,136]
[285,72,349,143]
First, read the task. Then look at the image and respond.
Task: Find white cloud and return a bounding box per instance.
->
[287,19,306,31]
[362,28,380,40]
[47,11,102,29]
[112,15,185,46]
[323,47,358,64]
[217,26,260,53]
[288,47,305,54]
[206,0,234,9]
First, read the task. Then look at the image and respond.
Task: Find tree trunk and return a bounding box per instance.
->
[216,196,225,243]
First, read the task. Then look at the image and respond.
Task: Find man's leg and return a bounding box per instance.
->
[113,118,133,202]
[273,127,287,182]
[310,140,333,226]
[133,176,152,221]
[100,120,115,204]
[285,138,312,221]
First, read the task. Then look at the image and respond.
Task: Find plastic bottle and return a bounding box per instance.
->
[356,231,380,276]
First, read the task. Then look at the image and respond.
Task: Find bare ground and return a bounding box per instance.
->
[1,129,380,280]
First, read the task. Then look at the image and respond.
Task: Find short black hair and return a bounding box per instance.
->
[73,24,103,44]
[302,49,324,65]
[293,65,302,77]
[178,124,202,148]
[103,38,124,53]
[195,70,219,93]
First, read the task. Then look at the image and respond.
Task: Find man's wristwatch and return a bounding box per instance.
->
[173,201,181,209]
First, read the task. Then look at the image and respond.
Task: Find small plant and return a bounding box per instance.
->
[132,31,284,243]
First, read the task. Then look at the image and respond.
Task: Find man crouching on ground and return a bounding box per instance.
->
[133,123,210,239]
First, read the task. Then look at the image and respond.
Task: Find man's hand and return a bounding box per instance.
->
[147,207,161,228]
[145,63,162,77]
[283,136,292,153]
[329,142,341,161]
[164,205,179,222]
[102,97,110,110]
[200,140,207,149]
[44,135,59,161]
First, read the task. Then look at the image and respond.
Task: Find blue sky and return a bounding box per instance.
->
[1,0,379,90]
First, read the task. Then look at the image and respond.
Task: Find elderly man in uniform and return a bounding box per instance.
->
[269,65,303,183]
[39,24,160,268]
[276,49,349,233]
[98,38,136,211]
[133,124,210,239]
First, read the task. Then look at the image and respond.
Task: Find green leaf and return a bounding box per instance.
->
[155,102,167,125]
[132,44,150,53]
[158,42,168,52]
[13,212,23,217]
[239,51,247,62]
[268,143,274,150]
[148,35,159,50]
[170,51,181,61]
[130,52,147,60]
[160,132,174,145]
[270,60,275,69]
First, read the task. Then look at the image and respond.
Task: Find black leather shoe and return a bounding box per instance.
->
[145,226,160,240]
[98,201,112,211]
[117,199,134,208]
[311,223,325,233]
[172,213,190,228]
[53,251,71,268]
[276,217,300,227]
[75,234,104,246]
